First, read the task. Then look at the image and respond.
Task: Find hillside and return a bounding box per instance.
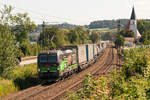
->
[88,19,150,29]
[88,19,129,29]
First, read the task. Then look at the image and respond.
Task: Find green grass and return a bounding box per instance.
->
[0,63,39,97]
[89,28,117,33]
[9,64,39,90]
[89,28,116,30]
[0,78,18,98]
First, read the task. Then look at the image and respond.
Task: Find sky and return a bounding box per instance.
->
[0,0,150,25]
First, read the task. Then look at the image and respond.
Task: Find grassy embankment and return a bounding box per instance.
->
[0,64,39,98]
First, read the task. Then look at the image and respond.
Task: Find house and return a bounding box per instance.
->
[125,37,135,47]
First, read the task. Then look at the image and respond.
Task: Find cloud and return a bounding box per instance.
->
[135,0,150,6]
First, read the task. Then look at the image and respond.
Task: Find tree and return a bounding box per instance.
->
[61,29,70,45]
[10,13,36,56]
[39,25,67,49]
[137,20,150,45]
[101,31,117,41]
[75,26,89,44]
[54,29,67,47]
[115,32,125,49]
[0,5,13,25]
[140,31,150,45]
[39,25,59,49]
[90,31,100,43]
[0,5,19,77]
[1,5,37,56]
[119,30,134,37]
[11,13,36,44]
[0,24,18,77]
[68,29,80,44]
[137,20,150,35]
[68,26,90,44]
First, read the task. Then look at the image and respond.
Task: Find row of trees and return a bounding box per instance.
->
[38,25,100,50]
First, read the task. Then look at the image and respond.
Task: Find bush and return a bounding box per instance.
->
[0,64,39,97]
[0,25,18,77]
[67,74,110,100]
[67,47,150,100]
[6,64,39,90]
[0,78,18,98]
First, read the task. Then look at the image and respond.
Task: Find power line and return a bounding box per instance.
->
[1,3,77,23]
[15,7,71,21]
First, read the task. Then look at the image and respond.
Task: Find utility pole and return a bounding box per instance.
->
[42,21,45,50]
[117,19,121,66]
[40,21,60,50]
[117,20,121,32]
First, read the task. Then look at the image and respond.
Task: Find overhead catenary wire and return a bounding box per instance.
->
[1,3,80,24]
[13,8,68,24]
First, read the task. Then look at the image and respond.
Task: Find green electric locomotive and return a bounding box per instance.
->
[38,49,78,81]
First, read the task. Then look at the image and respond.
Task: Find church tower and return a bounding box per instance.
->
[126,7,141,40]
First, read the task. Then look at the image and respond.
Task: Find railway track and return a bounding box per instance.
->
[2,44,118,100]
[52,44,117,100]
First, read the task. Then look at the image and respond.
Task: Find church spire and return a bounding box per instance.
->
[125,6,141,41]
[130,7,136,20]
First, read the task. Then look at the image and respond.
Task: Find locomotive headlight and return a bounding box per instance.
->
[57,67,60,70]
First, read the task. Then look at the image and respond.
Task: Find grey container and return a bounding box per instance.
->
[87,44,94,62]
[93,44,98,57]
[97,42,102,53]
[101,42,105,49]
[101,41,108,49]
[77,45,87,64]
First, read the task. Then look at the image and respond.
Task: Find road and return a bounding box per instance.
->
[19,59,37,66]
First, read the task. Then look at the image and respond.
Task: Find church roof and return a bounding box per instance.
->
[130,7,136,20]
[125,37,135,42]
[125,21,130,31]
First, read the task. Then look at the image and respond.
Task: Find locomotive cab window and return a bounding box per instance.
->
[48,54,57,63]
[39,55,47,63]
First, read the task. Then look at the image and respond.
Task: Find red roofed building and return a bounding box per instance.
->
[125,37,135,42]
[125,37,135,47]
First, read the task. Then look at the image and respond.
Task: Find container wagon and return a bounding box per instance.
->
[37,42,108,81]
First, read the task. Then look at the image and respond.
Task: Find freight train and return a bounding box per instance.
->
[37,41,108,81]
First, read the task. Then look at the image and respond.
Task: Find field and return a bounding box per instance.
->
[89,28,117,33]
